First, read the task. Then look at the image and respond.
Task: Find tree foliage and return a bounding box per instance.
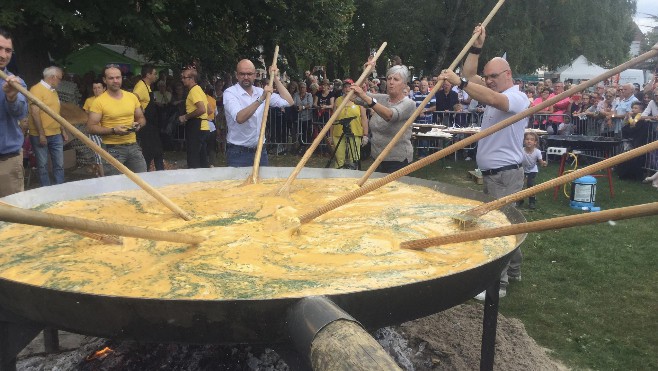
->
[0,0,355,82]
[346,0,638,76]
[0,0,641,83]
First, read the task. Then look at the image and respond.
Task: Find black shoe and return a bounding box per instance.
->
[529,201,536,209]
[516,200,524,207]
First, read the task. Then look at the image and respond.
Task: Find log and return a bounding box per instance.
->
[310,319,401,371]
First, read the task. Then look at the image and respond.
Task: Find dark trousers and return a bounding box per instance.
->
[375,159,409,174]
[143,151,165,171]
[184,118,208,168]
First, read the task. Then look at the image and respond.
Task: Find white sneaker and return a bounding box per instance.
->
[465,156,472,161]
[474,288,507,301]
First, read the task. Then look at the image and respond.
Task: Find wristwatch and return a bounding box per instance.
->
[368,98,378,108]
[459,77,469,90]
[256,96,264,104]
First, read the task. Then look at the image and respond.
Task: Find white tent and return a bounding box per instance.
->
[557,55,607,82]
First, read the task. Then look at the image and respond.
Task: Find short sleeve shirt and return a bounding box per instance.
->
[476,85,530,171]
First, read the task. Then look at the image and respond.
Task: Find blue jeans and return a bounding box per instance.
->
[30,134,64,186]
[226,143,268,167]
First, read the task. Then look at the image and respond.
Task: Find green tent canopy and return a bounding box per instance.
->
[61,43,166,76]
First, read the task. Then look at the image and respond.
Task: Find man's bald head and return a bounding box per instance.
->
[482,57,513,92]
[236,59,257,90]
[237,59,255,72]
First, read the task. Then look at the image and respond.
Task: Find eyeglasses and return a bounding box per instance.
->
[481,69,509,81]
[105,64,121,69]
[238,72,255,77]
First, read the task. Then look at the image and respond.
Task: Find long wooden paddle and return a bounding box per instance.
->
[244,45,279,185]
[400,202,658,250]
[0,204,204,245]
[275,42,388,196]
[0,200,121,245]
[356,0,506,187]
[297,44,658,225]
[454,139,658,227]
[0,70,192,221]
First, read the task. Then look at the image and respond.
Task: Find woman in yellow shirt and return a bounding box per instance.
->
[329,80,368,169]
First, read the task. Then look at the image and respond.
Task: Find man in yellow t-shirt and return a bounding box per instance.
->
[86,65,147,173]
[178,68,209,168]
[133,63,163,171]
[28,66,67,186]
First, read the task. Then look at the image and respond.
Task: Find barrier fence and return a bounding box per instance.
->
[159,105,657,173]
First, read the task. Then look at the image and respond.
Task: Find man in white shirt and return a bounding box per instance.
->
[439,24,529,300]
[223,59,293,167]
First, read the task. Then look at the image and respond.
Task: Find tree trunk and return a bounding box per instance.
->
[12,25,51,86]
[432,0,463,75]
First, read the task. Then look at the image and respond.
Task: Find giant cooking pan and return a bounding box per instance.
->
[0,167,525,345]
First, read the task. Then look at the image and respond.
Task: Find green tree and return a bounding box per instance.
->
[0,0,355,83]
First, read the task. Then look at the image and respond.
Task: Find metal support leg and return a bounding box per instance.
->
[0,320,43,371]
[480,280,500,371]
[43,327,59,353]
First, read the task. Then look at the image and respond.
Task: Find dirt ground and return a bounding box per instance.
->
[16,303,567,370]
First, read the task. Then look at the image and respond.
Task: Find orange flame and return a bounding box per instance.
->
[85,346,114,361]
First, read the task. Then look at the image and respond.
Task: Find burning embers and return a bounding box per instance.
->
[85,346,114,361]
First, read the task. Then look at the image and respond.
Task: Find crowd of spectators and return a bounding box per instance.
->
[33,61,658,178]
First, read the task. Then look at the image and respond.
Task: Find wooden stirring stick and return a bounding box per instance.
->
[454,140,658,227]
[298,45,658,225]
[357,0,506,187]
[0,204,205,245]
[400,202,658,250]
[0,200,122,245]
[0,70,192,221]
[275,42,388,196]
[244,45,279,185]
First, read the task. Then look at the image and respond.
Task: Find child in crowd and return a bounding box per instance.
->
[625,101,644,127]
[622,102,645,150]
[452,103,469,127]
[519,132,547,209]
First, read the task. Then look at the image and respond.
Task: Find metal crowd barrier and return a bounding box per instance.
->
[430,110,482,127]
[642,120,658,173]
[265,107,333,156]
[527,113,571,134]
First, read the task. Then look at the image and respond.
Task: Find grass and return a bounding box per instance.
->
[400,156,657,370]
[52,149,658,370]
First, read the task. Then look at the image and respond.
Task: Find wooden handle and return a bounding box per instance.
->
[0,70,192,221]
[462,139,658,220]
[0,200,121,244]
[357,0,506,186]
[0,204,204,245]
[401,202,658,250]
[246,45,280,185]
[298,46,658,225]
[276,42,388,195]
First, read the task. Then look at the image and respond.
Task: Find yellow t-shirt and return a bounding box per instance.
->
[82,96,96,112]
[89,90,141,145]
[332,96,364,137]
[186,85,209,130]
[132,79,151,110]
[28,82,62,136]
[206,95,216,121]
